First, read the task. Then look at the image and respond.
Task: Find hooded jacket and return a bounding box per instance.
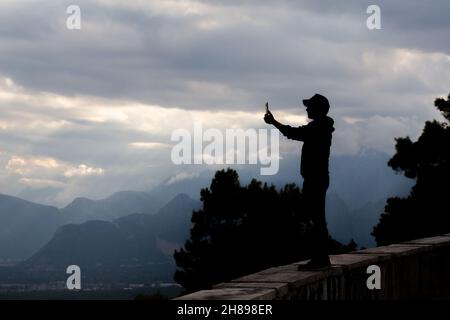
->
[279,116,335,183]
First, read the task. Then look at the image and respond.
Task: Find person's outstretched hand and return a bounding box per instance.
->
[264,109,275,125]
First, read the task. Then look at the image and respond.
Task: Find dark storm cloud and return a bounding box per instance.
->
[0,0,448,111]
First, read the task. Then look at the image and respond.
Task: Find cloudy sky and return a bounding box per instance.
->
[0,0,449,206]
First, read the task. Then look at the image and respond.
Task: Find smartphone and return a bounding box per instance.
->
[265,102,269,114]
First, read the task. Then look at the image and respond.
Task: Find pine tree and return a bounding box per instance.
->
[373,93,450,245]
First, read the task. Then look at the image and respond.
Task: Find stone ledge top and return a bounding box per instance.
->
[328,253,391,269]
[213,281,290,299]
[352,244,430,256]
[231,268,324,287]
[402,235,450,247]
[174,287,276,300]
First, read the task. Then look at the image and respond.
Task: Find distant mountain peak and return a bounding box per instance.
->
[60,190,165,223]
[171,193,192,202]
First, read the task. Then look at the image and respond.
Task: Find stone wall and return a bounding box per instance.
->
[175,234,450,300]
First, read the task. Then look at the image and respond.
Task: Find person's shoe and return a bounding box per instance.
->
[297,256,331,270]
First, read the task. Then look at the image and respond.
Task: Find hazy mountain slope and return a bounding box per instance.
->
[24,220,167,267]
[151,193,201,243]
[61,190,165,223]
[328,149,413,211]
[326,192,355,245]
[0,194,64,261]
[326,192,385,248]
[25,194,200,270]
[0,190,170,262]
[348,200,386,248]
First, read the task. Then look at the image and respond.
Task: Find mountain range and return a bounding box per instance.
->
[24,194,200,268]
[61,191,165,224]
[0,191,193,262]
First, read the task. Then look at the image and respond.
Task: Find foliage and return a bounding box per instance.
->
[373,93,450,245]
[174,168,355,292]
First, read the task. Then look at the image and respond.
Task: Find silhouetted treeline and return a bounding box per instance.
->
[174,169,356,292]
[373,93,450,245]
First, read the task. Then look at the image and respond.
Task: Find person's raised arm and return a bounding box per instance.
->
[264,107,306,141]
[264,110,286,131]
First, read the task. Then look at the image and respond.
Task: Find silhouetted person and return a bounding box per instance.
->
[264,94,334,268]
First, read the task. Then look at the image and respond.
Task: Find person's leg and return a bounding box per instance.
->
[299,179,330,269]
[311,186,329,258]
